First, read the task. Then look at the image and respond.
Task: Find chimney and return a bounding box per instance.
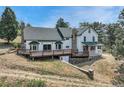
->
[21,29,24,44]
[20,21,25,48]
[72,28,78,53]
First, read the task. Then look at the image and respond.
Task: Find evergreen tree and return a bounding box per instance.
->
[113,27,124,57]
[79,22,89,28]
[118,9,124,27]
[26,23,31,27]
[56,18,69,28]
[106,24,116,53]
[0,7,18,43]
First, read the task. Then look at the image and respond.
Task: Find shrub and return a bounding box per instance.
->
[27,79,46,87]
[12,43,21,48]
[113,63,124,86]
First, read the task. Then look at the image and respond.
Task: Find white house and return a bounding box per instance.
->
[20,26,102,58]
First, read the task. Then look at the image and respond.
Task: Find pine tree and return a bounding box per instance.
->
[118,9,124,27]
[26,23,31,27]
[0,7,18,43]
[56,18,69,28]
[106,24,116,53]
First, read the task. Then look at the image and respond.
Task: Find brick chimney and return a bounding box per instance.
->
[72,28,78,53]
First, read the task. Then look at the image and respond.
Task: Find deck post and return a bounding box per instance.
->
[63,50,64,55]
[32,57,35,61]
[29,56,35,61]
[52,56,54,60]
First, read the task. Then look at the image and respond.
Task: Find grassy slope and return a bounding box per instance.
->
[0,52,118,87]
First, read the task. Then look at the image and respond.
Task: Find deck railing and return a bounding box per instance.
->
[30,49,72,57]
[17,49,89,57]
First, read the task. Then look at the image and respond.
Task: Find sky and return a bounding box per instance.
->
[0,6,124,27]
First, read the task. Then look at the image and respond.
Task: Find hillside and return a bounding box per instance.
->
[0,52,118,87]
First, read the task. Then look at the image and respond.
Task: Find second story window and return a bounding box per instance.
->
[84,36,86,42]
[93,36,95,42]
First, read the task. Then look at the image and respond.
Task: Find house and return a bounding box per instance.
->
[18,26,102,59]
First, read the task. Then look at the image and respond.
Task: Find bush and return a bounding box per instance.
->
[12,43,21,48]
[113,63,124,86]
[27,79,46,87]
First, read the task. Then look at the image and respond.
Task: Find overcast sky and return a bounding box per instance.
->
[0,6,124,27]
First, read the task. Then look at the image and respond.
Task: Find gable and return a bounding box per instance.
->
[82,28,98,37]
[78,28,98,42]
[77,27,98,36]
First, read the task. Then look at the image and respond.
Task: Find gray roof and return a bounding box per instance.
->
[76,27,89,35]
[24,27,98,41]
[58,27,72,38]
[58,27,89,37]
[24,27,62,41]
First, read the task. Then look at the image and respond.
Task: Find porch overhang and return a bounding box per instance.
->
[29,41,40,45]
[82,42,97,46]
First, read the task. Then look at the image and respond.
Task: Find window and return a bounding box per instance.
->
[43,44,51,51]
[66,46,69,48]
[83,46,88,51]
[93,36,95,42]
[84,36,86,42]
[97,46,101,49]
[90,46,95,50]
[30,44,39,51]
[56,44,57,49]
[29,41,39,51]
[58,44,61,49]
[55,41,63,50]
[65,38,69,40]
[56,44,62,50]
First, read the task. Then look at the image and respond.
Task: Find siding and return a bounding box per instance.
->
[25,39,72,51]
[62,38,72,49]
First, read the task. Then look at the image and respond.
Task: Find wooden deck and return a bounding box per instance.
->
[17,49,89,58]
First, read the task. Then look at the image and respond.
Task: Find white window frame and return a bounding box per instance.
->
[30,44,39,51]
[56,44,62,50]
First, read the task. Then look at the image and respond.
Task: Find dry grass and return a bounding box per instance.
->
[91,53,118,84]
[0,53,88,79]
[0,52,118,87]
